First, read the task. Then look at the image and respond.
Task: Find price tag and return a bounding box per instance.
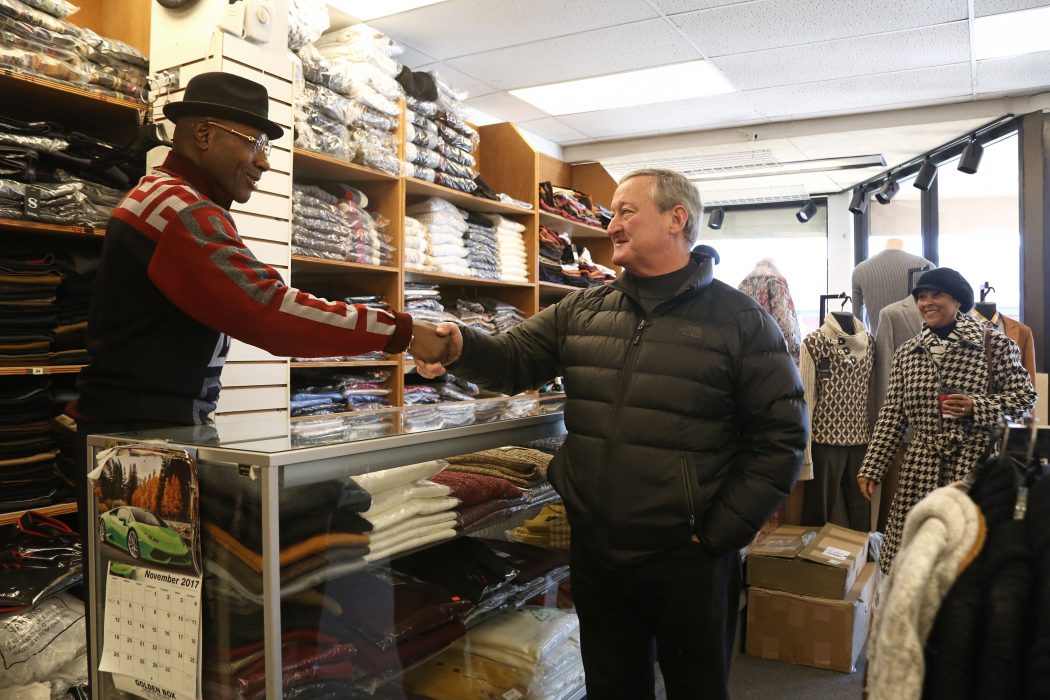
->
[23,185,43,221]
[31,367,43,375]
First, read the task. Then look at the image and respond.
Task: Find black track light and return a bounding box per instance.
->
[913,159,937,191]
[796,199,818,223]
[875,179,899,205]
[958,139,984,174]
[708,207,725,230]
[848,188,868,216]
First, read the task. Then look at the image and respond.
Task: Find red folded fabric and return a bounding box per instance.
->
[429,471,522,506]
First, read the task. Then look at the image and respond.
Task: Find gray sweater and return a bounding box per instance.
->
[851,249,932,334]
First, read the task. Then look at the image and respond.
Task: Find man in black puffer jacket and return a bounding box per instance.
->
[417,168,807,700]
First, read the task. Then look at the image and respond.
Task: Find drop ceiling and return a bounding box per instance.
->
[338,0,1050,202]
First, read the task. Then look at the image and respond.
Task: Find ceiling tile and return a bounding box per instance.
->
[743,63,973,118]
[672,0,969,56]
[557,92,764,140]
[976,50,1050,94]
[416,62,499,98]
[517,117,591,143]
[975,0,1050,16]
[445,19,697,90]
[397,43,436,69]
[712,22,970,90]
[368,0,658,60]
[653,0,756,13]
[463,92,551,123]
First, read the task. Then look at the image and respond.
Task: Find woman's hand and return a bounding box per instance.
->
[858,476,878,501]
[941,393,974,418]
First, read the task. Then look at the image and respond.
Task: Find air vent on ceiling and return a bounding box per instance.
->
[699,183,811,207]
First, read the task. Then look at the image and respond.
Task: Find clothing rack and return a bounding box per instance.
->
[818,293,850,326]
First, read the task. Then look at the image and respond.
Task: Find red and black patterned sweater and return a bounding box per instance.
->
[76,152,410,425]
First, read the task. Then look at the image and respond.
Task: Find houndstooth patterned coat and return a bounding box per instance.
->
[858,312,1036,574]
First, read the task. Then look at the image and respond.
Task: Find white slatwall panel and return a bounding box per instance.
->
[220,362,289,387]
[215,386,288,414]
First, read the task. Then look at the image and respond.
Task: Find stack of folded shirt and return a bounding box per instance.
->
[290,410,395,448]
[353,460,459,562]
[452,299,495,335]
[477,297,525,334]
[406,198,470,276]
[402,606,583,700]
[295,23,404,175]
[404,284,443,325]
[200,471,374,608]
[292,295,392,363]
[292,184,393,265]
[399,68,480,193]
[0,377,63,511]
[538,225,572,285]
[403,215,429,270]
[290,369,391,418]
[540,183,603,228]
[463,211,499,279]
[484,215,528,282]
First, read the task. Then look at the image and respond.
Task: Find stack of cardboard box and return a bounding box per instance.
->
[744,523,878,673]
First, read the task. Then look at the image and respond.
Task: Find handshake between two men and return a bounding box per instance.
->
[408,322,463,379]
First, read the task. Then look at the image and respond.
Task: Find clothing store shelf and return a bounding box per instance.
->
[290,255,399,275]
[538,281,581,296]
[0,70,142,139]
[539,211,608,239]
[0,501,76,526]
[0,365,85,376]
[290,360,399,369]
[0,218,103,238]
[404,269,533,288]
[405,177,535,216]
[292,148,401,182]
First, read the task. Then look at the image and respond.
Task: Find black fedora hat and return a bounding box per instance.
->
[163,72,283,140]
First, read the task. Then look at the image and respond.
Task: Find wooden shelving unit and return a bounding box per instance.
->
[290,360,399,369]
[0,501,77,527]
[0,365,86,376]
[539,210,608,239]
[293,148,400,182]
[405,177,535,216]
[0,218,105,239]
[290,255,399,275]
[404,269,533,288]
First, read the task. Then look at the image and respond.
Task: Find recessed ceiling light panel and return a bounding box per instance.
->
[974,6,1050,60]
[327,0,446,22]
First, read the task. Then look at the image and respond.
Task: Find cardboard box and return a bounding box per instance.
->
[746,523,869,600]
[745,562,879,673]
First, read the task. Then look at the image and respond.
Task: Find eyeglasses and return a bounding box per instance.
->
[205,121,271,156]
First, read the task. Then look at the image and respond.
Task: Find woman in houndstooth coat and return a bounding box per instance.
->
[857,268,1036,574]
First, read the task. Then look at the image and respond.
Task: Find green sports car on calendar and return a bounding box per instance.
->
[98,506,191,567]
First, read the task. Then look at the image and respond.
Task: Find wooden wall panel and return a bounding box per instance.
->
[571,162,617,207]
[73,0,150,57]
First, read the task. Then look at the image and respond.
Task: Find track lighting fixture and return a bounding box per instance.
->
[848,188,868,216]
[875,179,899,205]
[913,159,937,191]
[958,139,984,174]
[708,207,725,230]
[795,199,818,223]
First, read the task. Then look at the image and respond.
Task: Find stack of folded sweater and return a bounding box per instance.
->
[406,198,470,276]
[403,215,429,270]
[402,606,583,700]
[540,183,603,228]
[400,73,480,193]
[444,447,554,504]
[290,369,391,418]
[200,473,374,609]
[509,504,571,550]
[429,470,524,531]
[353,460,459,562]
[484,215,528,282]
[0,378,63,511]
[292,184,393,265]
[463,211,499,279]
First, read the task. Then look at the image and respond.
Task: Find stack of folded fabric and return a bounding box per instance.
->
[0,250,61,366]
[403,215,429,270]
[484,215,528,282]
[406,198,470,276]
[509,505,571,551]
[443,447,553,505]
[463,211,499,279]
[0,0,147,102]
[290,369,391,418]
[294,23,404,175]
[290,410,395,448]
[404,284,443,325]
[200,472,374,609]
[452,299,495,335]
[353,460,459,562]
[478,297,525,334]
[429,470,524,532]
[292,294,392,364]
[0,377,63,511]
[291,184,393,265]
[402,606,583,700]
[539,182,603,228]
[478,538,571,608]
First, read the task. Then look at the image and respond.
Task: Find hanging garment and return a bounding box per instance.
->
[737,258,802,365]
[972,308,1037,384]
[851,248,932,334]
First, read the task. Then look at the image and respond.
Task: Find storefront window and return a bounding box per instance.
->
[702,204,828,333]
[867,174,923,257]
[936,133,1020,317]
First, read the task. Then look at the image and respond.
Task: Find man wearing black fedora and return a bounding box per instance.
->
[69,70,451,582]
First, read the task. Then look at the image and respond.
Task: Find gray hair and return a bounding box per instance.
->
[619,168,703,245]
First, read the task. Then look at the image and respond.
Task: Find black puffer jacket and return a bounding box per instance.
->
[451,249,807,565]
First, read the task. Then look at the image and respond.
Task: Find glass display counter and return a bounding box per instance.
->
[86,399,578,700]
